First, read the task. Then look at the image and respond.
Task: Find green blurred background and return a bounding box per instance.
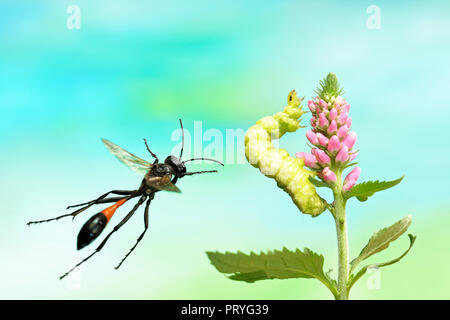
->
[1,0,449,299]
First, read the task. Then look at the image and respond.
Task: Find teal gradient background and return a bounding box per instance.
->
[1,1,449,299]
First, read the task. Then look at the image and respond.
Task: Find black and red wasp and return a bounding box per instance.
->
[27,119,223,279]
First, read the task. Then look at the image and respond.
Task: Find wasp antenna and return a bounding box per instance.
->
[183,157,224,166]
[182,170,218,176]
[179,119,184,159]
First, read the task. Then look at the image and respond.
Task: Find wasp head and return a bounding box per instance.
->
[164,155,186,176]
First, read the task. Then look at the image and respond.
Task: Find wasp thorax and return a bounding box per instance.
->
[152,164,171,176]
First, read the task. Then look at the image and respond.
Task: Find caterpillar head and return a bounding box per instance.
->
[287,90,304,108]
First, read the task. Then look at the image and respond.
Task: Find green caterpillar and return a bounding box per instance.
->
[245,90,326,216]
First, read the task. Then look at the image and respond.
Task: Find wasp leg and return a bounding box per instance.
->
[26,196,134,226]
[59,194,148,280]
[66,189,137,209]
[143,138,158,164]
[115,193,154,269]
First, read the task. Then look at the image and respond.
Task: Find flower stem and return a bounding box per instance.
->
[333,172,349,300]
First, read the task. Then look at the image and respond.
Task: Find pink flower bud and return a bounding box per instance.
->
[310,116,317,127]
[296,152,307,158]
[318,113,329,128]
[346,166,360,181]
[338,112,348,126]
[329,108,338,120]
[316,132,329,147]
[346,117,352,128]
[342,104,350,113]
[308,100,315,112]
[343,166,361,192]
[306,130,319,145]
[336,145,349,164]
[327,135,341,153]
[322,167,337,182]
[319,99,328,108]
[335,96,344,106]
[296,152,319,169]
[349,152,358,162]
[326,120,337,135]
[337,125,349,138]
[312,148,331,166]
[343,179,356,192]
[342,132,357,149]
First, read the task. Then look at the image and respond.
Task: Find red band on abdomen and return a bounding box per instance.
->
[101,198,127,222]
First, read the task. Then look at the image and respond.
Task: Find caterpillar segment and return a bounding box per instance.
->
[244,90,327,216]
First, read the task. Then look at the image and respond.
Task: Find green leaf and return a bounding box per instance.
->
[345,176,404,201]
[348,234,416,290]
[206,247,338,298]
[350,215,413,274]
[308,176,329,188]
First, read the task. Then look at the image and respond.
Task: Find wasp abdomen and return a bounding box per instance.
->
[77,213,107,250]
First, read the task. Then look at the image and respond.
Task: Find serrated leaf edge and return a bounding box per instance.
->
[206,248,339,299]
[345,176,404,201]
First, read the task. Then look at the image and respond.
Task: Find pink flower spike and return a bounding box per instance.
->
[327,135,341,153]
[312,148,331,166]
[337,125,349,139]
[327,120,338,135]
[306,130,319,145]
[308,100,315,112]
[316,132,329,147]
[336,145,349,164]
[296,152,319,169]
[329,108,338,120]
[318,113,329,128]
[342,132,357,149]
[343,166,361,192]
[322,167,337,183]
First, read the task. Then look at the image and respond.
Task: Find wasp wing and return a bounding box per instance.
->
[102,138,152,176]
[146,175,181,193]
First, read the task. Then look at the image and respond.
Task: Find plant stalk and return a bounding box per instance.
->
[333,172,349,300]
